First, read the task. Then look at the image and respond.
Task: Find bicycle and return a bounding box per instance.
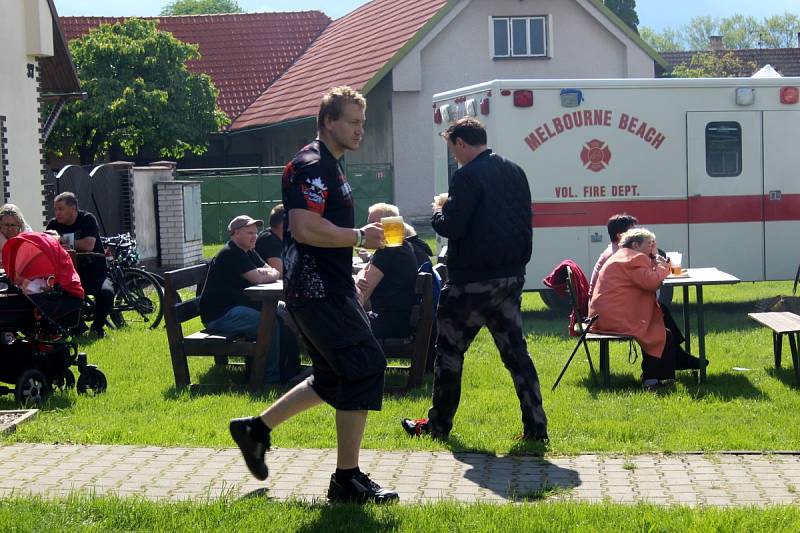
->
[101,234,164,330]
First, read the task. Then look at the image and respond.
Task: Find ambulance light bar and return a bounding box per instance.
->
[513,90,533,107]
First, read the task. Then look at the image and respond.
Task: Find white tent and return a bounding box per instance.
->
[751,64,782,78]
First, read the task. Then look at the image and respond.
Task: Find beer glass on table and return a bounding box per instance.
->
[666,252,683,275]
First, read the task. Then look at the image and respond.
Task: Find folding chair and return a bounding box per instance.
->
[552,265,633,390]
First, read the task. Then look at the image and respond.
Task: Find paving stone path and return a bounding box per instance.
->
[2,444,800,506]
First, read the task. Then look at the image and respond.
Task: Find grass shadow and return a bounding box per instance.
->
[294,501,400,532]
[452,452,580,501]
[683,372,768,401]
[162,361,289,401]
[0,386,77,411]
[577,372,642,397]
[766,365,799,389]
[382,369,433,400]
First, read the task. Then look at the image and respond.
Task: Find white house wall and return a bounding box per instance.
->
[0,0,53,229]
[392,0,656,220]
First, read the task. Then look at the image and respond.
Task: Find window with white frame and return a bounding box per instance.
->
[492,16,548,58]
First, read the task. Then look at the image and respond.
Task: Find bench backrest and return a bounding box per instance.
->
[164,264,209,331]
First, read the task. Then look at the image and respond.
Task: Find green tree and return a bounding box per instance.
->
[49,18,229,165]
[670,51,757,78]
[758,13,800,48]
[718,14,760,49]
[639,26,685,51]
[683,15,719,51]
[604,0,639,33]
[160,0,243,16]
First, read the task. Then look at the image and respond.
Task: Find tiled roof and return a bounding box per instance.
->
[232,0,448,131]
[60,12,331,122]
[662,48,800,77]
[41,0,81,94]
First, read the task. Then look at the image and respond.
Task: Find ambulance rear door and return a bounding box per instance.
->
[686,111,764,281]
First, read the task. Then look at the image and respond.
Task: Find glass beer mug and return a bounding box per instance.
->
[381,216,405,247]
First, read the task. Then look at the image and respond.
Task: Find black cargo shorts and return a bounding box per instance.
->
[287,293,387,411]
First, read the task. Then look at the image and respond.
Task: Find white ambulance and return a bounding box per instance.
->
[432,77,800,298]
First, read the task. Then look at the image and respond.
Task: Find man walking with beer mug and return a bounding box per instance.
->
[402,117,549,442]
[229,86,399,504]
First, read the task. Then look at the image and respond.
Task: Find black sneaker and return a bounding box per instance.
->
[401,417,430,437]
[327,472,399,504]
[229,417,270,481]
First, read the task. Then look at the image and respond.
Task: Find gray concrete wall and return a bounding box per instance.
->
[392,0,656,218]
[131,163,175,262]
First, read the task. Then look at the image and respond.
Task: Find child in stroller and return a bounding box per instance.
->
[0,232,107,404]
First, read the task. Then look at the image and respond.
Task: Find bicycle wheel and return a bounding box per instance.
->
[111,268,164,330]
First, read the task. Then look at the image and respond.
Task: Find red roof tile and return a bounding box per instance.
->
[662,48,800,77]
[60,12,331,123]
[232,0,448,131]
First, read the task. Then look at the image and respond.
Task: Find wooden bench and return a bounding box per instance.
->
[163,264,266,390]
[748,312,800,384]
[378,272,434,390]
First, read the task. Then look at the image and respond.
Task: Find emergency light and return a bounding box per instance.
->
[465,99,477,117]
[513,90,534,108]
[735,87,755,106]
[780,86,799,104]
[439,104,452,123]
[560,88,584,107]
[433,106,442,124]
[480,97,490,115]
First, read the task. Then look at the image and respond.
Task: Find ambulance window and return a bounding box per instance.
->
[705,122,742,177]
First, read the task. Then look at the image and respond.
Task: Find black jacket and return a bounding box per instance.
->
[432,149,532,284]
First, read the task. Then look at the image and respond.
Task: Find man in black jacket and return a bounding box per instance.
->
[402,117,548,442]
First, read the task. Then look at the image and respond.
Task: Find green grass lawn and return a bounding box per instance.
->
[2,495,800,532]
[3,254,800,528]
[2,280,799,455]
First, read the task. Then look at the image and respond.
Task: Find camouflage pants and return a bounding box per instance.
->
[427,276,548,437]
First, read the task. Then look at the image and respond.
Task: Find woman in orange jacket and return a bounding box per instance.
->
[588,228,693,390]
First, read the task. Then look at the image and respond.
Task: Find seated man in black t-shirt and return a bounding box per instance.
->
[356,203,419,339]
[200,215,289,381]
[255,204,284,277]
[46,192,113,338]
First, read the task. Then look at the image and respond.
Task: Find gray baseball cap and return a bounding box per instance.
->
[228,215,263,232]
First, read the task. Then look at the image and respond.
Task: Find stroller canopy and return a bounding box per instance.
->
[2,233,84,299]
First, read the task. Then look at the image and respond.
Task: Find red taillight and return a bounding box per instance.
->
[780,86,799,104]
[513,90,533,107]
[480,97,490,115]
[434,107,442,124]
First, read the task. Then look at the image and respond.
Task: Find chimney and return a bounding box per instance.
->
[797,32,800,48]
[709,35,724,51]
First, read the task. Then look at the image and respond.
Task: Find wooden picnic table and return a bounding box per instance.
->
[243,280,283,390]
[663,267,740,383]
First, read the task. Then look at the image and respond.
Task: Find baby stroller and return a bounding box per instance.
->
[0,232,107,404]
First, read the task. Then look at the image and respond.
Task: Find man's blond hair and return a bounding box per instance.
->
[368,202,399,219]
[318,86,367,130]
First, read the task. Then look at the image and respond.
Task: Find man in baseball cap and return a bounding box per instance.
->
[228,215,263,233]
[199,215,280,377]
